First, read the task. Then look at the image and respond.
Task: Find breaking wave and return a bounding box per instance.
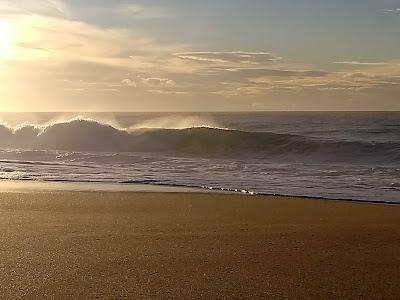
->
[0,118,399,163]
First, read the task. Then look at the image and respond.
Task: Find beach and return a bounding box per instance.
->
[1,191,400,299]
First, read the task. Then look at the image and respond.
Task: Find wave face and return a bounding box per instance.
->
[0,118,399,164]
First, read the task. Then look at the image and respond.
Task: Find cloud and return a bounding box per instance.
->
[380,8,400,13]
[208,62,400,97]
[221,68,328,78]
[147,89,187,95]
[3,13,183,71]
[334,61,390,66]
[0,0,70,17]
[142,77,176,88]
[121,79,137,87]
[175,51,281,64]
[0,8,189,98]
[115,4,172,20]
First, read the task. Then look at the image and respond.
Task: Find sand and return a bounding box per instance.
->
[1,191,400,299]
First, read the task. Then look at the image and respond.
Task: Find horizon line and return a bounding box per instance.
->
[1,110,400,113]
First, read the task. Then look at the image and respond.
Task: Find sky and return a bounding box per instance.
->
[0,0,399,111]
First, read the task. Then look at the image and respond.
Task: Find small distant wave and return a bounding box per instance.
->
[0,118,399,163]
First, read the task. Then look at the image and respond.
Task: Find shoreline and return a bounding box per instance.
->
[0,179,398,206]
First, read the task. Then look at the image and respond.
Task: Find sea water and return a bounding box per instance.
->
[0,112,399,203]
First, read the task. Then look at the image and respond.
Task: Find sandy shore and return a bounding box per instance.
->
[1,192,400,299]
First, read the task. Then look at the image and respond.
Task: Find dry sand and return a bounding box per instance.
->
[0,192,400,299]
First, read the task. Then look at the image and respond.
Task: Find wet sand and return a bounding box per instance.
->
[1,192,400,299]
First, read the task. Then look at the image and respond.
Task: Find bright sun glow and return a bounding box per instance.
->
[0,20,15,59]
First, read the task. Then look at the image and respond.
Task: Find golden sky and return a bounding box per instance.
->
[0,0,399,111]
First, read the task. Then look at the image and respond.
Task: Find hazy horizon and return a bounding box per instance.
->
[1,110,400,115]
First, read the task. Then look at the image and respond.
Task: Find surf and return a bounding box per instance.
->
[0,118,399,163]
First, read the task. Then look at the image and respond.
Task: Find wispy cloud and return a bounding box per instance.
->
[334,61,390,66]
[115,3,172,20]
[121,79,137,87]
[218,68,328,78]
[380,8,400,14]
[202,60,400,98]
[3,14,182,68]
[142,77,176,88]
[175,51,281,64]
[0,0,70,17]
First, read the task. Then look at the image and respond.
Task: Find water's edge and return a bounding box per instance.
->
[1,179,398,206]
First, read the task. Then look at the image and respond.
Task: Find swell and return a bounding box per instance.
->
[0,118,399,163]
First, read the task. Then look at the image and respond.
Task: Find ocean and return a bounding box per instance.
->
[0,112,399,203]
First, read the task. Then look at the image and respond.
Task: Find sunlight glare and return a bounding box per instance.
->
[0,19,15,59]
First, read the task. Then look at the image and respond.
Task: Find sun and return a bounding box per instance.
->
[0,20,15,59]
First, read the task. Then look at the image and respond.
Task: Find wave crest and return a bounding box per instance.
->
[0,118,399,163]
